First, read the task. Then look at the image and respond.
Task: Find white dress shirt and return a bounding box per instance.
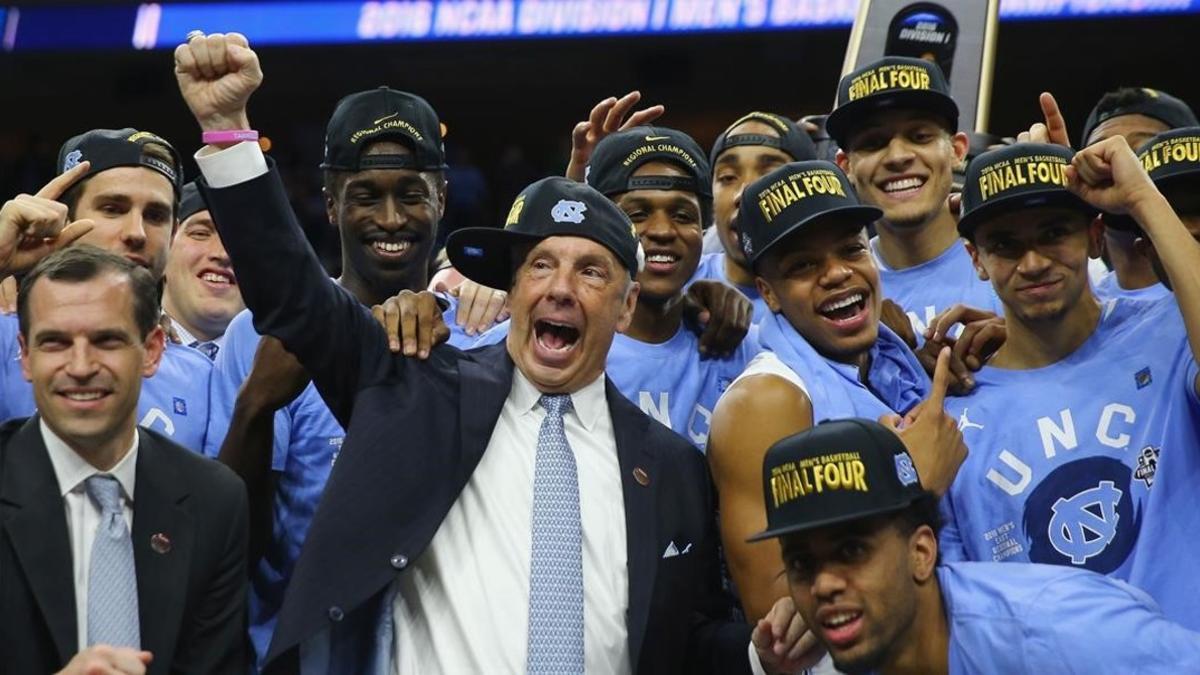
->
[42,419,139,651]
[169,317,226,353]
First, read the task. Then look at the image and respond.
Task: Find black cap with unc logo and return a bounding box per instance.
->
[57,128,183,196]
[737,161,881,268]
[321,87,447,171]
[826,56,958,149]
[957,142,1091,239]
[749,418,926,542]
[709,112,818,166]
[446,177,642,291]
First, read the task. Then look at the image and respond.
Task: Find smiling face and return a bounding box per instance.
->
[162,209,244,341]
[757,218,882,363]
[967,207,1098,325]
[713,121,795,267]
[613,161,703,304]
[782,516,932,674]
[838,110,967,231]
[506,236,638,393]
[20,272,164,457]
[69,167,175,280]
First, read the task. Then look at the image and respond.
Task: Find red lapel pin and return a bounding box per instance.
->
[151,533,171,554]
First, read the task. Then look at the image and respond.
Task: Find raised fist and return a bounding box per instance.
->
[173,32,263,132]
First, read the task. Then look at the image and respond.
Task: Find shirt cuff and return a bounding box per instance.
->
[750,640,769,675]
[195,141,268,188]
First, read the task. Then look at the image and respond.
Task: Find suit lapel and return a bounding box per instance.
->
[0,417,79,662]
[458,343,515,469]
[130,430,193,662]
[606,382,659,670]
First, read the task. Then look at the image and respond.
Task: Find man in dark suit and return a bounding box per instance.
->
[177,32,809,675]
[0,245,249,675]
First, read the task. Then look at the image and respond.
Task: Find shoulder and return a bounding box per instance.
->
[140,428,243,496]
[221,308,261,347]
[160,340,215,373]
[729,351,808,395]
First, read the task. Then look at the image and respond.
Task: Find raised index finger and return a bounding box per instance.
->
[35,160,91,200]
[1040,92,1071,147]
[928,346,952,410]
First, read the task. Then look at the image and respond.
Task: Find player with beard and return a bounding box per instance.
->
[0,130,213,452]
[940,136,1200,631]
[707,159,966,623]
[753,419,1200,675]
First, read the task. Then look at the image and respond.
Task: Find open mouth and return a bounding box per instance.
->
[644,251,681,273]
[818,291,868,324]
[534,319,581,353]
[198,269,236,287]
[878,175,927,198]
[57,388,111,407]
[371,240,412,257]
[820,610,864,648]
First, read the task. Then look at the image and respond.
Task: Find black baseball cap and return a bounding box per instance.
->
[1101,128,1200,232]
[447,177,641,291]
[826,57,959,150]
[749,418,926,541]
[321,87,447,171]
[737,161,881,268]
[179,181,208,222]
[57,128,183,196]
[587,125,712,226]
[958,143,1092,239]
[709,112,818,166]
[1080,88,1198,147]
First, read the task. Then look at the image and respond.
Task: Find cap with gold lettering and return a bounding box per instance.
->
[57,128,183,196]
[749,418,925,541]
[321,87,447,171]
[737,160,881,268]
[1102,127,1200,231]
[957,142,1091,239]
[826,56,958,150]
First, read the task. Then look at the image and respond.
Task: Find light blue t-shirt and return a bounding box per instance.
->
[941,296,1200,629]
[0,314,212,452]
[690,252,770,325]
[870,237,1004,336]
[1093,269,1170,302]
[938,562,1200,673]
[206,293,475,668]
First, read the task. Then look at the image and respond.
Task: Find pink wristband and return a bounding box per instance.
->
[202,129,260,144]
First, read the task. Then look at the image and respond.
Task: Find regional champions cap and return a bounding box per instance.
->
[321,87,447,171]
[825,56,958,150]
[737,161,881,268]
[749,418,925,541]
[1080,88,1198,148]
[709,112,818,166]
[957,142,1091,239]
[57,128,183,196]
[446,176,641,291]
[586,126,711,199]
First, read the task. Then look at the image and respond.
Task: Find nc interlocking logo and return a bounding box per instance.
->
[551,199,587,224]
[1048,481,1122,565]
[62,149,83,172]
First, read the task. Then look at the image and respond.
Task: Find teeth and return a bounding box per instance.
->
[374,241,411,254]
[647,254,678,264]
[64,391,103,401]
[882,177,924,193]
[825,612,859,627]
[201,272,231,284]
[822,293,864,312]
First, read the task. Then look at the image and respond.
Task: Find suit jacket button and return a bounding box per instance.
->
[390,554,409,570]
[328,606,344,622]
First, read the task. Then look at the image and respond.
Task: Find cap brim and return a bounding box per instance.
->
[746,498,917,542]
[446,227,545,291]
[827,91,959,149]
[750,204,884,267]
[957,189,1094,238]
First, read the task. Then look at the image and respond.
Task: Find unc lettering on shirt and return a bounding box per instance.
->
[846,64,931,101]
[1139,135,1200,172]
[756,169,847,222]
[620,143,699,169]
[770,452,869,508]
[977,156,1069,201]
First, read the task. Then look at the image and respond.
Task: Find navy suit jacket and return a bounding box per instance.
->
[202,165,752,674]
[0,417,249,674]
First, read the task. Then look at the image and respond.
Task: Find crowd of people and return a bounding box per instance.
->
[1,28,1199,675]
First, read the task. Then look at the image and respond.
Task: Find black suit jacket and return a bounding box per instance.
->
[0,417,249,674]
[202,165,751,674]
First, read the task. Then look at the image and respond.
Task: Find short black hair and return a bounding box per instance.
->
[18,245,160,339]
[891,492,942,539]
[1093,87,1159,120]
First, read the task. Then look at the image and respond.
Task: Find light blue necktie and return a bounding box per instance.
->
[85,474,141,648]
[526,394,585,673]
[189,340,219,361]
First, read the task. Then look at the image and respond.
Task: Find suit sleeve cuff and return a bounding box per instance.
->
[195,141,268,188]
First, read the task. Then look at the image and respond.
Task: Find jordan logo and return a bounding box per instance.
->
[958,409,984,432]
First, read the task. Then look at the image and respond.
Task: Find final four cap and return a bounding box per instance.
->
[957,142,1091,239]
[1080,88,1198,147]
[57,128,183,196]
[587,126,712,199]
[447,177,641,291]
[321,87,447,171]
[709,112,818,165]
[825,56,959,149]
[1137,127,1200,190]
[179,182,208,222]
[749,418,926,541]
[737,161,881,267]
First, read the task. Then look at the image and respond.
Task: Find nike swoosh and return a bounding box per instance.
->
[645,135,670,141]
[373,112,400,125]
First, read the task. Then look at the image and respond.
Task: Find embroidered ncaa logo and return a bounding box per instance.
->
[551,199,587,224]
[1022,457,1142,573]
[172,397,188,416]
[63,149,83,172]
[894,453,918,486]
[740,233,753,257]
[1134,445,1160,488]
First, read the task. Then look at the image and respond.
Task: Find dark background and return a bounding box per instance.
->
[1,7,1195,265]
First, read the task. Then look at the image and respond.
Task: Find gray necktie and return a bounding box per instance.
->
[189,340,219,360]
[85,474,140,648]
